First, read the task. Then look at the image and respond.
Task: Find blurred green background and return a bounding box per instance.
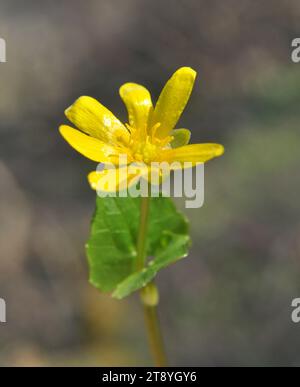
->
[1,0,300,366]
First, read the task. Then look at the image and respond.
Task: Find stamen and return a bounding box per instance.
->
[151,122,161,142]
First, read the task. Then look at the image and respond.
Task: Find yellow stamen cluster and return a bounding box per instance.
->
[125,123,173,164]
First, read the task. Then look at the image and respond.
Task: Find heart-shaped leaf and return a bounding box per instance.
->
[86,196,190,298]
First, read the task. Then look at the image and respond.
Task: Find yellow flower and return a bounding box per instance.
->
[59,67,224,191]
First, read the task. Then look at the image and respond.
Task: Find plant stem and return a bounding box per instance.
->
[136,196,168,367]
[142,293,167,367]
[136,195,151,271]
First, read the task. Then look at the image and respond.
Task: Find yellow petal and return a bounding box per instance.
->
[158,143,224,165]
[151,67,196,139]
[119,83,153,137]
[59,125,121,163]
[170,128,191,148]
[88,167,143,192]
[65,96,130,145]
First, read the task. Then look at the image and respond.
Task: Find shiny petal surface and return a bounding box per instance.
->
[65,96,130,145]
[158,143,224,165]
[119,83,153,137]
[152,67,196,138]
[88,167,144,192]
[59,125,120,163]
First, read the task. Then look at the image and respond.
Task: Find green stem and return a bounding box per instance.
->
[136,195,151,271]
[136,196,168,367]
[142,292,167,367]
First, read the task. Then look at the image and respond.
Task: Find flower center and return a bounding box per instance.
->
[127,123,173,164]
[132,139,158,164]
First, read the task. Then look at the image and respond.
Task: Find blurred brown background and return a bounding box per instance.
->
[1,0,300,366]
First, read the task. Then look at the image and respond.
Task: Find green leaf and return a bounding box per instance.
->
[112,232,190,299]
[86,196,190,297]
